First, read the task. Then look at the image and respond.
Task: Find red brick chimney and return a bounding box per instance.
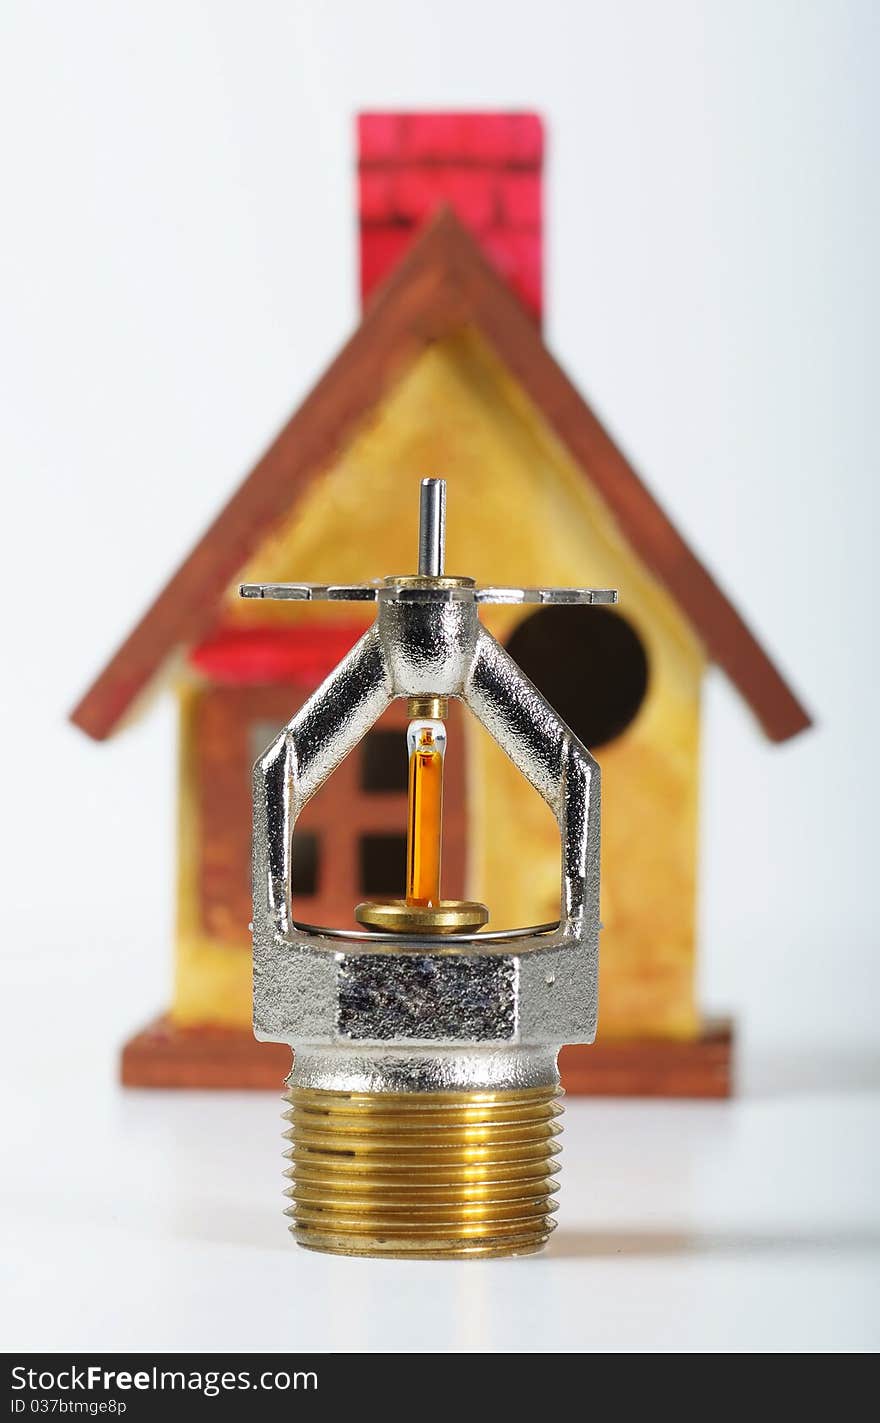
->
[357,111,544,325]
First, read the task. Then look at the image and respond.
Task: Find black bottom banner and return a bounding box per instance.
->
[4,1353,557,1415]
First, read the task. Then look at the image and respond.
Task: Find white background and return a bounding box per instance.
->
[1,0,878,1353]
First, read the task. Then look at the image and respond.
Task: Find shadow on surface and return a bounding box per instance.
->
[546,1225,880,1260]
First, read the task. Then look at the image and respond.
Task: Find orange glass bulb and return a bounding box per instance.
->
[405,720,446,907]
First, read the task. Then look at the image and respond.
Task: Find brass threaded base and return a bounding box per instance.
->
[282,1084,563,1259]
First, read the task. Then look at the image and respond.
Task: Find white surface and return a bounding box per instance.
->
[1,0,878,1353]
[2,983,879,1353]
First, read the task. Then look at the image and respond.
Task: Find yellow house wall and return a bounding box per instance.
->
[174,327,705,1038]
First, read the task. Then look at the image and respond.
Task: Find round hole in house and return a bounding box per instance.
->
[505,606,649,750]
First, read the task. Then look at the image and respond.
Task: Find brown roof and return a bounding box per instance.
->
[70,208,811,743]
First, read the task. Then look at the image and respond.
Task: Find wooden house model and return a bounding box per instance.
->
[71,113,810,1095]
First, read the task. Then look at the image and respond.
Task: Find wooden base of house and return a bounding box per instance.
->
[120,1015,733,1097]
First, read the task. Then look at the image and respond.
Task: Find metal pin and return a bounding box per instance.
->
[418,478,446,577]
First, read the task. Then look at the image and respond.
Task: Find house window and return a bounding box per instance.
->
[359,833,408,895]
[291,831,320,897]
[361,730,408,793]
[505,606,649,750]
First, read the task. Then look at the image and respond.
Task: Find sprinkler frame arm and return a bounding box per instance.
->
[252,586,600,973]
